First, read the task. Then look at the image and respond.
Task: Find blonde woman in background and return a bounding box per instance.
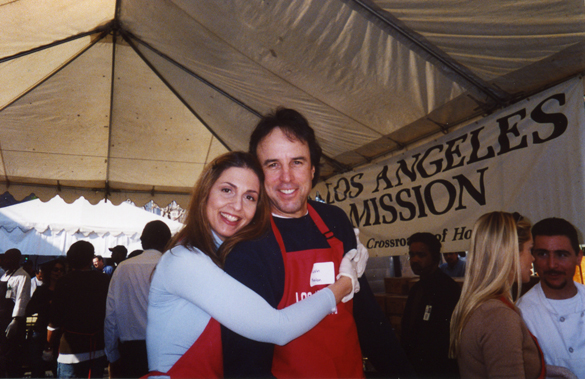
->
[449,211,545,378]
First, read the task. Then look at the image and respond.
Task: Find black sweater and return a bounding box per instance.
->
[221,200,414,378]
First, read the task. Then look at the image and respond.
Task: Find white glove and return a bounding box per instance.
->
[353,228,369,277]
[5,318,17,339]
[337,249,360,303]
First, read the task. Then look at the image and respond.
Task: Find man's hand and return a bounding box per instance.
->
[353,228,369,277]
[5,318,19,339]
[338,249,360,303]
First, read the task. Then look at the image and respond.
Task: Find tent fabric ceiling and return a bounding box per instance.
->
[1,0,584,208]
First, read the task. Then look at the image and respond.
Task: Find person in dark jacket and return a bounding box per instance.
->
[402,232,461,378]
[26,258,66,378]
[221,107,414,378]
[47,241,110,378]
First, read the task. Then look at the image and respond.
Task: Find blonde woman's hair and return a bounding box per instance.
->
[515,213,532,254]
[449,211,523,358]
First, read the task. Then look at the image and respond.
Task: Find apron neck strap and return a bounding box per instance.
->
[270,204,335,254]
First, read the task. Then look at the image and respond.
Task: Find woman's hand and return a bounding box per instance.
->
[338,249,361,302]
[325,249,360,304]
[325,240,368,304]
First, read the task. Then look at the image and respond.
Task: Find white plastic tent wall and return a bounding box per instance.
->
[0,196,183,257]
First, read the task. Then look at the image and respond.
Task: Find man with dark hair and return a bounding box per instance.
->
[248,107,323,187]
[0,248,30,377]
[93,255,106,272]
[401,232,460,378]
[517,217,585,377]
[47,240,110,378]
[105,221,172,378]
[222,107,413,378]
[440,252,466,277]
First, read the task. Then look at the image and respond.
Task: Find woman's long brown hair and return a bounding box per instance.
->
[169,151,270,267]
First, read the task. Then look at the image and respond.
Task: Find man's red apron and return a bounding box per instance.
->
[143,318,222,379]
[271,205,364,378]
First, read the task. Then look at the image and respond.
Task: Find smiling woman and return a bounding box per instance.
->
[205,166,260,241]
[171,151,271,267]
[145,151,357,378]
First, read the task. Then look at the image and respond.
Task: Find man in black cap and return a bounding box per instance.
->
[104,246,128,276]
[104,221,172,378]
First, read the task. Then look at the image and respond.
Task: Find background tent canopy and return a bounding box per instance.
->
[0,196,183,237]
[0,195,184,257]
[1,0,584,208]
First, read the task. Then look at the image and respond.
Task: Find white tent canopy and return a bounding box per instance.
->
[0,196,183,256]
[1,0,584,207]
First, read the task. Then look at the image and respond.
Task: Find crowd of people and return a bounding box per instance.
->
[0,106,582,378]
[400,213,583,379]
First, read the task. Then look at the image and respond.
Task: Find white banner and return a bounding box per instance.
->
[314,77,585,256]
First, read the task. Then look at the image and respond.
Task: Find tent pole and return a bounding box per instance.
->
[0,23,113,64]
[104,24,119,204]
[119,30,352,176]
[343,0,508,106]
[0,31,110,113]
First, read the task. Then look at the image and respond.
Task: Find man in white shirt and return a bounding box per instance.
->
[517,217,585,378]
[104,220,172,378]
[30,268,43,296]
[0,248,31,377]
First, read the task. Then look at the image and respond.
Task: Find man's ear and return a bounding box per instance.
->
[311,165,315,179]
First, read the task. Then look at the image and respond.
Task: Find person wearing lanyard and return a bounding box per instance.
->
[221,108,414,378]
[0,248,31,378]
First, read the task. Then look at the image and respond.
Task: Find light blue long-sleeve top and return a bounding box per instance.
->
[146,235,337,373]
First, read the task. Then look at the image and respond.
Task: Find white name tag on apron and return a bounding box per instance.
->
[310,262,335,287]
